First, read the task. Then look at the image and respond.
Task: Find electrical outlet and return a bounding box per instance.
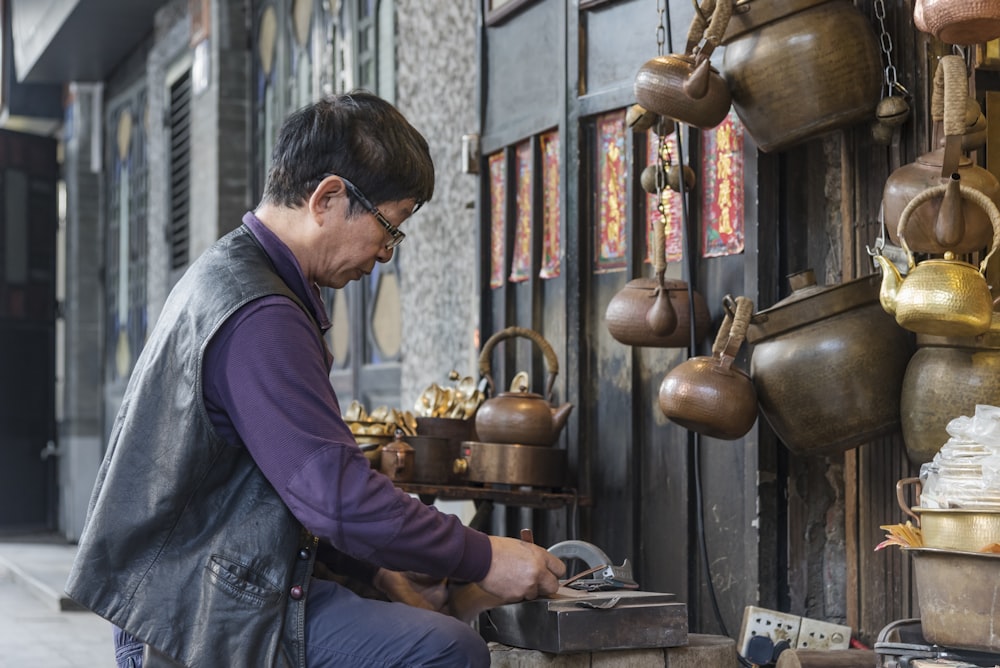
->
[737,606,852,656]
[796,616,852,651]
[738,606,801,656]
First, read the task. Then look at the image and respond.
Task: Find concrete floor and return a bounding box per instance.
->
[0,535,114,667]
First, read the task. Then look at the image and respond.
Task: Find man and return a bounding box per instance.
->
[66,91,565,667]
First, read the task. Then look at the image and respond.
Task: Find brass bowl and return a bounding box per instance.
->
[913,507,1000,552]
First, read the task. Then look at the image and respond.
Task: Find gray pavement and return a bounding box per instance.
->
[0,534,115,667]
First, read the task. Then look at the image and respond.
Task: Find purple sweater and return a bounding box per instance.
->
[201,211,491,583]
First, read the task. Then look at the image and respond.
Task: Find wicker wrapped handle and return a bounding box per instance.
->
[685,0,733,58]
[478,326,559,400]
[930,54,968,138]
[714,295,754,364]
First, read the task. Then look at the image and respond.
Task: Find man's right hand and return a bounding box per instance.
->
[476,535,567,603]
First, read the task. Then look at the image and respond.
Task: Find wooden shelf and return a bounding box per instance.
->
[394,482,588,509]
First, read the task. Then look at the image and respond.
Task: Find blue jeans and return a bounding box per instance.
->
[113,577,489,667]
[114,625,143,667]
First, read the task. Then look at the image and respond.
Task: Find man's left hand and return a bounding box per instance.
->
[372,569,449,611]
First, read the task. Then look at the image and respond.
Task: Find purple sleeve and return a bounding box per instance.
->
[203,297,491,582]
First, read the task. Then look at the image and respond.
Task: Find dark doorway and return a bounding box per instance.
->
[0,128,58,531]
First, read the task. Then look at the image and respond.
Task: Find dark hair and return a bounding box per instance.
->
[260,91,435,211]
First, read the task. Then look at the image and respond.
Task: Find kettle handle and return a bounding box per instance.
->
[895,477,922,525]
[930,54,968,138]
[685,0,733,59]
[478,326,560,401]
[714,295,754,366]
[897,181,1000,273]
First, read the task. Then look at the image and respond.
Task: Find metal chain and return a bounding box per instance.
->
[653,0,669,274]
[656,0,667,57]
[873,0,900,98]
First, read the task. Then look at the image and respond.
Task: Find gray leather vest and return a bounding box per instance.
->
[66,226,319,667]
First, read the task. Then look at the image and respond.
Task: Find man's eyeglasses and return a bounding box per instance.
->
[334,176,407,250]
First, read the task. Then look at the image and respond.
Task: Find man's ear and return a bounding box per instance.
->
[309,175,348,219]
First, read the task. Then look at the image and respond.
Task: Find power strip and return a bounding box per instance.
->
[737,606,852,656]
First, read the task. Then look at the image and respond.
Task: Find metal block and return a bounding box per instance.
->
[480,591,688,654]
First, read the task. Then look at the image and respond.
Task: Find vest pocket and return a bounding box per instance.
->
[206,554,282,607]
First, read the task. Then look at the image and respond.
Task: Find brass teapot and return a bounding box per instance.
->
[474,327,574,447]
[876,179,1000,337]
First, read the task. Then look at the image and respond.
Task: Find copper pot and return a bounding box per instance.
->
[747,270,913,456]
[379,431,415,482]
[634,0,732,130]
[901,317,1000,464]
[658,296,758,440]
[907,547,1000,653]
[719,0,881,153]
[605,276,711,347]
[914,0,1000,45]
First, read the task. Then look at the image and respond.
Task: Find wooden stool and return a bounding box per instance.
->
[489,633,736,667]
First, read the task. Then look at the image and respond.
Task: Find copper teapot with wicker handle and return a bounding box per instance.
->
[474,327,573,447]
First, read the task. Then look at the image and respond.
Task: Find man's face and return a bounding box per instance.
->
[312,186,418,289]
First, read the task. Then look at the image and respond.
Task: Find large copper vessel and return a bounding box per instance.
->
[747,270,913,456]
[719,0,881,152]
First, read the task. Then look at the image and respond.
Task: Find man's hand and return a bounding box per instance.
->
[476,535,566,603]
[372,569,449,611]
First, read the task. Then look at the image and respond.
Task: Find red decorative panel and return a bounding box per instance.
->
[540,130,561,279]
[488,151,507,289]
[701,110,745,257]
[595,110,627,272]
[509,140,532,283]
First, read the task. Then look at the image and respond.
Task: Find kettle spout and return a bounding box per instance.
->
[933,173,964,249]
[873,253,902,316]
[550,403,575,437]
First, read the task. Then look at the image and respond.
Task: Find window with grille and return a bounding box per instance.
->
[168,68,192,271]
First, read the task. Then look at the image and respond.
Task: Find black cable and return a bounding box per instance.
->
[676,115,731,643]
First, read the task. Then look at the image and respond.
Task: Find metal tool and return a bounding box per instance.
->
[548,540,639,590]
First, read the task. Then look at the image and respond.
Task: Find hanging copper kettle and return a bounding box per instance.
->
[634,0,733,130]
[719,0,882,153]
[474,327,574,447]
[876,180,1000,337]
[605,272,712,347]
[882,55,1000,254]
[658,296,758,440]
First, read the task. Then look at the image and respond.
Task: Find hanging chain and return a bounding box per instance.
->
[656,0,667,57]
[653,0,670,276]
[874,0,902,98]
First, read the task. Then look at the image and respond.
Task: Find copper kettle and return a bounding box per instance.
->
[882,55,1000,254]
[380,430,415,482]
[658,296,758,440]
[876,179,1000,337]
[474,327,574,447]
[634,0,732,130]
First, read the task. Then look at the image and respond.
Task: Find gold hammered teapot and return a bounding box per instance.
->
[876,179,1000,337]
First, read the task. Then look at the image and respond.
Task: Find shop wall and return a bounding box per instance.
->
[396,1,482,409]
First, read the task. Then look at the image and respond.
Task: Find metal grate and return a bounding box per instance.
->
[168,68,192,271]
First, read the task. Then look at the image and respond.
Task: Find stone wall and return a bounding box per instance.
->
[395,1,481,409]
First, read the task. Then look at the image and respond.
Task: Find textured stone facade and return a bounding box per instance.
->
[395,0,481,410]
